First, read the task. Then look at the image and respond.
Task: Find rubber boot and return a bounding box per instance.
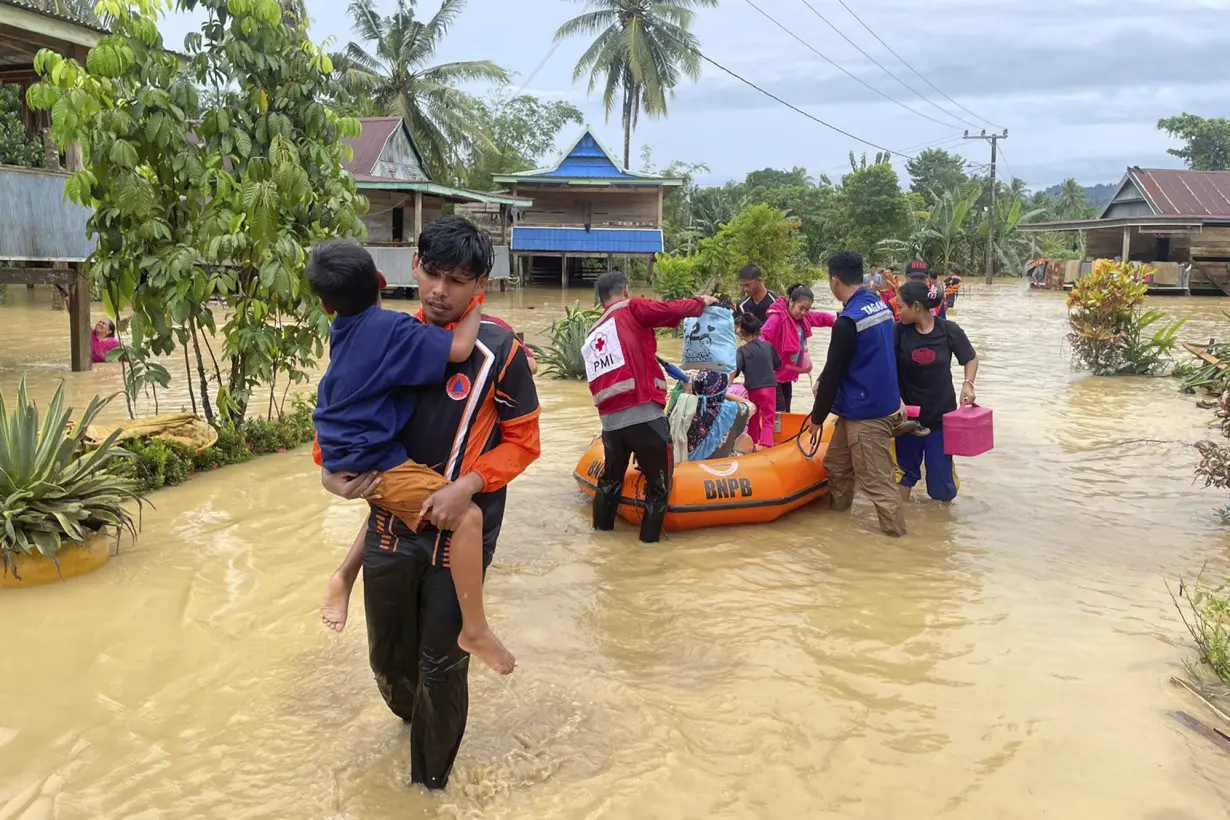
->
[638,481,668,544]
[592,480,621,531]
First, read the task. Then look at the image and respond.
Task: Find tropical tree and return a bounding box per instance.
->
[1055,178,1092,219]
[555,0,717,169]
[978,195,1046,276]
[0,84,40,167]
[1158,113,1230,171]
[459,92,583,191]
[905,147,968,209]
[340,0,509,182]
[30,0,367,425]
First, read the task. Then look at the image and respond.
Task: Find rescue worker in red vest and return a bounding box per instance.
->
[584,270,719,542]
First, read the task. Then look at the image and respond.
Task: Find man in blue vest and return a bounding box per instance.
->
[805,250,906,536]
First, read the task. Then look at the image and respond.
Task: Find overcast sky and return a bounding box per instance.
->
[157,0,1230,190]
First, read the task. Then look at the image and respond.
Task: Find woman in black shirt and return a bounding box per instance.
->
[893,281,979,502]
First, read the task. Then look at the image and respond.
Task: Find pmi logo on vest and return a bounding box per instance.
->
[582,324,626,380]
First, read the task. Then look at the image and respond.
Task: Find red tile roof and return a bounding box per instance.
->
[343,117,403,176]
[1131,167,1230,218]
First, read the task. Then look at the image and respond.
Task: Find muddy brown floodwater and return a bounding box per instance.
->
[2,282,1230,819]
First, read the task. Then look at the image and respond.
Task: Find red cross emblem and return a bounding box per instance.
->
[594,335,606,352]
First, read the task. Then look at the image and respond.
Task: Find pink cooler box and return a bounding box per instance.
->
[943,404,994,457]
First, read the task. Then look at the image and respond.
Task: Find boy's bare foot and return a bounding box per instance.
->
[459,627,516,675]
[321,572,351,633]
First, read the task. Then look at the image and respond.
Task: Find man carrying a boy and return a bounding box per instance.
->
[585,270,718,543]
[806,250,906,537]
[320,216,541,790]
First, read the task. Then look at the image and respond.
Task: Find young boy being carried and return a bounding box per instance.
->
[309,237,514,675]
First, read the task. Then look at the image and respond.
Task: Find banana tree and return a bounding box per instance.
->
[978,196,1047,277]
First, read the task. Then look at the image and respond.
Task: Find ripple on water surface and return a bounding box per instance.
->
[2,284,1229,819]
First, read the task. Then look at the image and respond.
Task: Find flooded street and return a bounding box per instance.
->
[2,282,1229,819]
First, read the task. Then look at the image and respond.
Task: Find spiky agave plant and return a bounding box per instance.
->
[0,377,143,579]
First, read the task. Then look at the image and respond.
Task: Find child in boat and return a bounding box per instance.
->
[732,313,781,450]
[309,238,514,675]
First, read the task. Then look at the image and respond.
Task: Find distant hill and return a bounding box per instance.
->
[1041,182,1117,211]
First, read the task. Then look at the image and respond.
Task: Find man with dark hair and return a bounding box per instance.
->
[806,250,906,537]
[736,263,778,326]
[317,217,541,789]
[584,270,718,542]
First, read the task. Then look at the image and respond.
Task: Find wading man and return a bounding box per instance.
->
[320,217,541,789]
[585,270,717,543]
[806,250,907,537]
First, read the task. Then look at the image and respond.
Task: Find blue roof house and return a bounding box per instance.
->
[493,127,682,286]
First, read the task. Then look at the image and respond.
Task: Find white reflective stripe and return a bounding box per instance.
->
[594,300,629,326]
[653,378,667,391]
[854,309,893,332]
[593,378,636,405]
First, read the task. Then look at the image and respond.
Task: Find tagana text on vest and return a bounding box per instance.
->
[582,301,668,415]
[832,288,900,420]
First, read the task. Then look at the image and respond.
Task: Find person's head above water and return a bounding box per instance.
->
[896,280,943,326]
[595,270,631,307]
[736,312,763,339]
[94,318,116,338]
[739,263,767,298]
[307,240,381,317]
[784,282,814,320]
[827,250,865,303]
[414,215,494,326]
[905,259,931,281]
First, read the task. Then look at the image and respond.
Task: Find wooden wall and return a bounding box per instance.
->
[359,189,444,244]
[516,187,660,228]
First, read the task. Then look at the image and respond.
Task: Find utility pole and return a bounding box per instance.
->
[964,129,1008,285]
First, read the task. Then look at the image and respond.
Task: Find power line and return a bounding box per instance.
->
[831,0,1004,131]
[794,0,980,130]
[518,0,593,94]
[653,24,922,160]
[816,133,965,175]
[741,0,963,130]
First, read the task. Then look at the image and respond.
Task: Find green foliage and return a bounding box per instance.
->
[119,393,316,493]
[696,203,803,293]
[28,0,368,428]
[555,0,717,168]
[339,0,510,183]
[0,377,143,575]
[459,91,584,191]
[905,148,968,208]
[0,84,41,167]
[533,303,602,380]
[1158,113,1230,171]
[829,156,909,265]
[1067,261,1180,376]
[1119,310,1185,375]
[651,252,697,300]
[1169,568,1230,685]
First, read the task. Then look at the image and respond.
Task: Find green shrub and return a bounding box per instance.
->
[1169,567,1230,685]
[119,392,319,493]
[1067,260,1183,376]
[0,377,144,573]
[652,253,698,300]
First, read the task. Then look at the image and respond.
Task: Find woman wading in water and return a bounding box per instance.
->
[892,280,979,502]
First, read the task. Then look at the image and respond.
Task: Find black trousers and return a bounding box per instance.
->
[594,416,672,541]
[362,512,488,790]
[775,381,793,413]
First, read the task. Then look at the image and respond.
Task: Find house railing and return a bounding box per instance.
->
[367,243,510,289]
[0,165,95,262]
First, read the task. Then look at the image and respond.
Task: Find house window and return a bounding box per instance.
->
[393,207,405,242]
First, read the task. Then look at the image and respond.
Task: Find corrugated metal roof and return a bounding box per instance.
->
[511,227,663,254]
[342,117,403,177]
[1130,167,1230,218]
[0,0,110,37]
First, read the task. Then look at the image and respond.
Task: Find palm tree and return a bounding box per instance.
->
[341,0,509,182]
[555,0,717,169]
[1056,178,1090,219]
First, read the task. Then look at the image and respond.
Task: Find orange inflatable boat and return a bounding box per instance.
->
[573,413,833,531]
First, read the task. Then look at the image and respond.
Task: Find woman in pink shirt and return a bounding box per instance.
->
[760,283,836,413]
[91,318,121,364]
